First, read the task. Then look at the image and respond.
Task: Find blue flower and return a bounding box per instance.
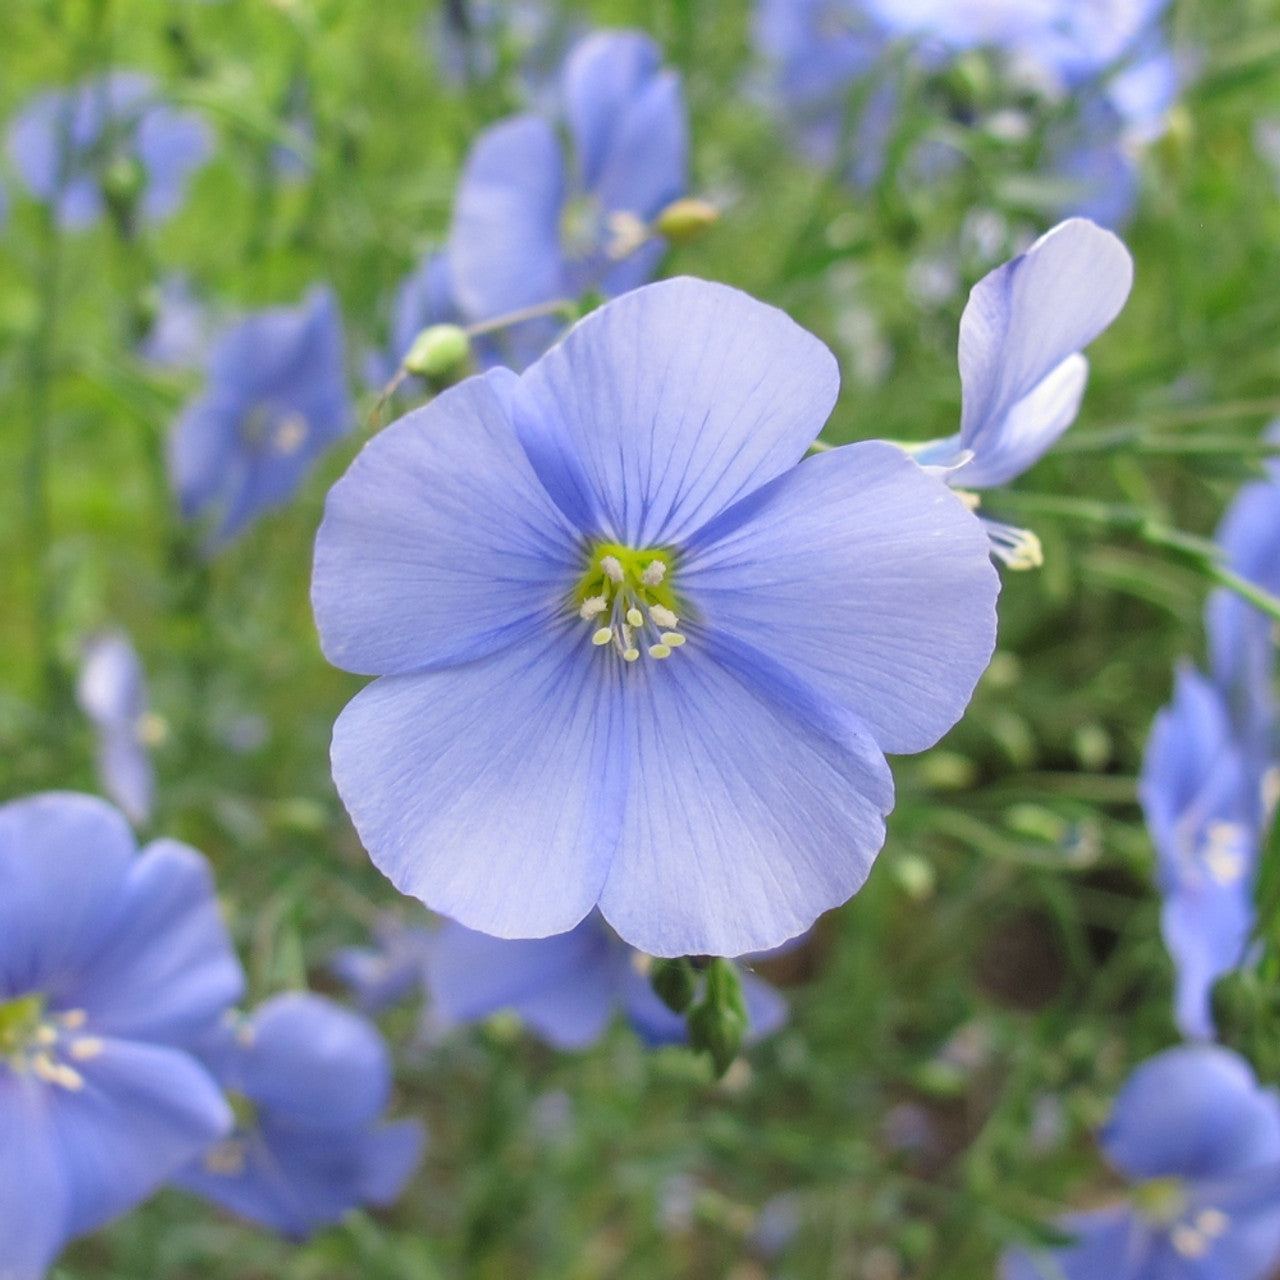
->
[330,915,434,1014]
[176,992,423,1238]
[445,30,687,367]
[7,71,211,229]
[422,914,788,1050]
[137,276,216,371]
[0,792,243,1279]
[75,632,160,827]
[312,276,999,958]
[907,218,1133,565]
[168,286,353,547]
[1003,1045,1280,1280]
[1139,667,1261,1040]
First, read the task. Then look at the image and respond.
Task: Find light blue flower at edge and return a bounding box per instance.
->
[0,793,243,1280]
[168,286,353,548]
[1139,667,1262,1041]
[905,218,1133,567]
[312,276,1000,959]
[7,71,211,230]
[1002,1045,1280,1280]
[421,914,788,1050]
[176,992,423,1238]
[445,29,687,370]
[75,631,159,827]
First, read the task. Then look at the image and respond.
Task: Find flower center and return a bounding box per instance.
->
[574,543,686,664]
[1133,1176,1188,1225]
[240,404,310,456]
[0,995,101,1090]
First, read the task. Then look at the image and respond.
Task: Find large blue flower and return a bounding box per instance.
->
[1003,1045,1280,1280]
[168,286,353,547]
[445,30,687,367]
[177,992,423,1238]
[422,914,788,1050]
[312,277,999,958]
[1139,667,1261,1040]
[7,71,211,229]
[0,793,243,1279]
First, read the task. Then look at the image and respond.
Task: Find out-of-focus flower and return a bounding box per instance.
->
[177,993,423,1238]
[0,792,243,1279]
[7,71,211,230]
[137,276,216,370]
[1002,1045,1280,1280]
[168,286,352,547]
[905,218,1132,566]
[421,914,788,1049]
[312,277,999,957]
[1140,667,1262,1040]
[75,632,160,826]
[330,915,434,1014]
[445,29,687,368]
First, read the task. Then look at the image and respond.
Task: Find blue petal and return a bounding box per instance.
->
[563,32,663,192]
[133,103,212,223]
[96,729,156,828]
[1100,1046,1280,1182]
[1000,1208,1150,1280]
[1185,1172,1280,1280]
[515,277,840,547]
[64,838,243,1046]
[76,633,146,729]
[598,638,896,957]
[312,370,581,676]
[330,916,432,1013]
[684,441,1000,754]
[234,993,391,1131]
[0,793,134,1001]
[0,1072,71,1280]
[958,219,1133,480]
[1162,885,1254,1041]
[620,964,688,1046]
[448,115,567,323]
[52,1037,232,1238]
[331,626,626,939]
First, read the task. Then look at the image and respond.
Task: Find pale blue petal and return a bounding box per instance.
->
[563,32,663,191]
[354,1119,425,1205]
[619,966,688,1045]
[741,972,789,1039]
[0,793,134,1000]
[0,1072,71,1280]
[134,105,212,222]
[312,370,581,676]
[1101,1046,1280,1182]
[1001,1209,1151,1280]
[590,69,686,223]
[514,277,840,546]
[448,115,566,322]
[958,220,1133,468]
[1186,1173,1280,1280]
[684,441,1000,754]
[76,633,146,727]
[53,1037,232,1238]
[237,994,391,1131]
[949,355,1089,489]
[331,627,625,939]
[66,838,244,1045]
[96,729,155,828]
[599,640,896,957]
[1162,885,1253,1041]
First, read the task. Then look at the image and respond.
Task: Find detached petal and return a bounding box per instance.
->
[515,277,840,546]
[331,627,625,939]
[449,115,567,322]
[313,370,582,676]
[684,441,999,755]
[1101,1045,1280,1183]
[958,219,1132,468]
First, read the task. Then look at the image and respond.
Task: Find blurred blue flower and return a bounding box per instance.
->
[137,276,215,370]
[0,792,243,1279]
[168,286,353,547]
[906,218,1133,564]
[422,914,788,1050]
[1140,667,1262,1040]
[7,71,211,230]
[446,29,687,368]
[330,915,434,1014]
[177,992,423,1238]
[1003,1045,1280,1280]
[76,631,160,826]
[312,276,999,957]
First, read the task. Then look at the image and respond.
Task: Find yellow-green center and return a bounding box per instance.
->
[0,993,45,1057]
[573,543,687,664]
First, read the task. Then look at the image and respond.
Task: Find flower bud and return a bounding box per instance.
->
[650,957,698,1014]
[403,324,472,385]
[687,958,747,1077]
[653,198,720,244]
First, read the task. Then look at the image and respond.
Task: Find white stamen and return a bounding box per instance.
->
[204,1139,247,1176]
[640,561,666,586]
[626,607,644,627]
[649,604,678,629]
[600,556,624,583]
[1171,1224,1208,1258]
[58,1009,87,1029]
[34,1025,57,1046]
[579,595,608,620]
[660,632,686,647]
[1202,822,1248,885]
[984,520,1044,570]
[1196,1208,1228,1238]
[622,647,640,662]
[592,627,614,646]
[69,1037,105,1061]
[33,1054,84,1091]
[649,643,672,659]
[271,412,309,455]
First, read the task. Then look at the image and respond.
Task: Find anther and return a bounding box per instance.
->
[33,1054,84,1091]
[69,1037,104,1061]
[622,648,640,662]
[1196,1208,1228,1237]
[640,561,666,586]
[649,604,678,629]
[626,607,644,627]
[592,627,614,646]
[600,556,624,583]
[1171,1225,1208,1259]
[660,632,686,647]
[649,644,672,659]
[58,1010,87,1029]
[579,596,608,620]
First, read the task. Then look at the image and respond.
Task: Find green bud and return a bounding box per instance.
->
[101,154,146,211]
[650,957,698,1014]
[687,958,748,1078]
[653,197,720,244]
[403,324,472,384]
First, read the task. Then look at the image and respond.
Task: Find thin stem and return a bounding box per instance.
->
[464,296,578,336]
